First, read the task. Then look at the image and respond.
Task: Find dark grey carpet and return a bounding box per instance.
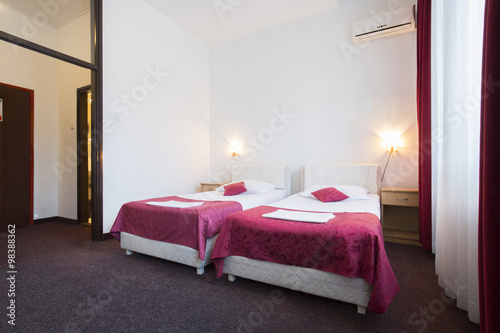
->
[0,222,480,332]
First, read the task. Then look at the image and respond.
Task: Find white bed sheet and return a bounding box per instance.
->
[178,189,288,210]
[267,193,381,218]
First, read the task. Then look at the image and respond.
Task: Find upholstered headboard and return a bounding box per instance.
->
[232,165,291,196]
[303,164,381,195]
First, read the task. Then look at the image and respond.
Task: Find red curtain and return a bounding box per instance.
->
[416,0,432,251]
[479,1,500,332]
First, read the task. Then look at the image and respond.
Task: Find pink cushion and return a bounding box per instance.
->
[223,182,247,196]
[312,187,349,202]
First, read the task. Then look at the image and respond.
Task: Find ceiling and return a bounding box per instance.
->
[1,0,340,43]
[144,0,340,44]
[0,0,90,28]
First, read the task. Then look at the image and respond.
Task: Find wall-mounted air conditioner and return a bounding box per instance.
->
[352,5,416,43]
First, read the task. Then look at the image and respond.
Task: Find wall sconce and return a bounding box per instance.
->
[231,147,240,164]
[386,145,398,154]
[381,144,398,181]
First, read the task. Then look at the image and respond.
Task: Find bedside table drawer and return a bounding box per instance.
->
[382,191,418,207]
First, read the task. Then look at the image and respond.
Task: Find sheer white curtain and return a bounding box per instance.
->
[431,0,485,323]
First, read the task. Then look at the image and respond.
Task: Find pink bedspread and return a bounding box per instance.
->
[211,206,399,314]
[110,196,242,260]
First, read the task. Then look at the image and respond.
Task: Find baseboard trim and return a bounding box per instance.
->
[34,217,58,224]
[33,219,114,241]
[34,216,79,225]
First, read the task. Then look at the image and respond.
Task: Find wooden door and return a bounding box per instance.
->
[0,83,34,232]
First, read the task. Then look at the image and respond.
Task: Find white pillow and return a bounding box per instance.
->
[216,180,276,194]
[301,185,370,201]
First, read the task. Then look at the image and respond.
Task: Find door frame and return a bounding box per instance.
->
[0,0,103,241]
[0,82,34,227]
[77,85,92,225]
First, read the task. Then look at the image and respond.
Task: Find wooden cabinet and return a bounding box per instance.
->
[200,183,226,192]
[381,187,420,246]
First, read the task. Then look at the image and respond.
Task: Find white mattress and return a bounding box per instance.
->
[122,233,218,275]
[224,256,372,309]
[178,189,288,210]
[267,193,381,219]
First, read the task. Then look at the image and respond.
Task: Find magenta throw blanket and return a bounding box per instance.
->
[211,206,399,314]
[110,196,242,260]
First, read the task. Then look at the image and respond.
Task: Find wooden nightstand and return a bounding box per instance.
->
[200,182,226,192]
[381,187,420,246]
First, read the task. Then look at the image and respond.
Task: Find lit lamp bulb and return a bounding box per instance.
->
[230,144,240,164]
[381,133,401,181]
[387,145,398,154]
[383,132,402,154]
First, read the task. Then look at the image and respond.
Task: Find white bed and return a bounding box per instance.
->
[216,164,396,314]
[117,165,291,274]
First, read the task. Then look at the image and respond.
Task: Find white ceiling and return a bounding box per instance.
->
[1,0,340,43]
[144,0,340,44]
[0,0,90,28]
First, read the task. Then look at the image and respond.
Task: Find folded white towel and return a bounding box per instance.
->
[262,209,335,223]
[147,201,203,208]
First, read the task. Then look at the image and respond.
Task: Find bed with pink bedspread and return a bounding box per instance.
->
[110,165,291,274]
[211,164,399,314]
[111,196,242,262]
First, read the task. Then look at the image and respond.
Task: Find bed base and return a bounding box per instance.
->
[224,256,372,314]
[121,232,218,275]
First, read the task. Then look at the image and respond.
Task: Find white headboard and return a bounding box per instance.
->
[232,165,291,196]
[303,164,381,195]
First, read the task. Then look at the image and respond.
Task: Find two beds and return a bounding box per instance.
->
[110,165,291,274]
[211,164,399,314]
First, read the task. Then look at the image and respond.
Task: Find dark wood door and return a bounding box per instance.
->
[0,83,34,232]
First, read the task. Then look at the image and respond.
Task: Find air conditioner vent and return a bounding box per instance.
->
[352,5,416,43]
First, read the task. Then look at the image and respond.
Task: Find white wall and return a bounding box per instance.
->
[209,0,418,193]
[56,12,92,219]
[2,0,419,233]
[103,0,210,233]
[0,5,59,219]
